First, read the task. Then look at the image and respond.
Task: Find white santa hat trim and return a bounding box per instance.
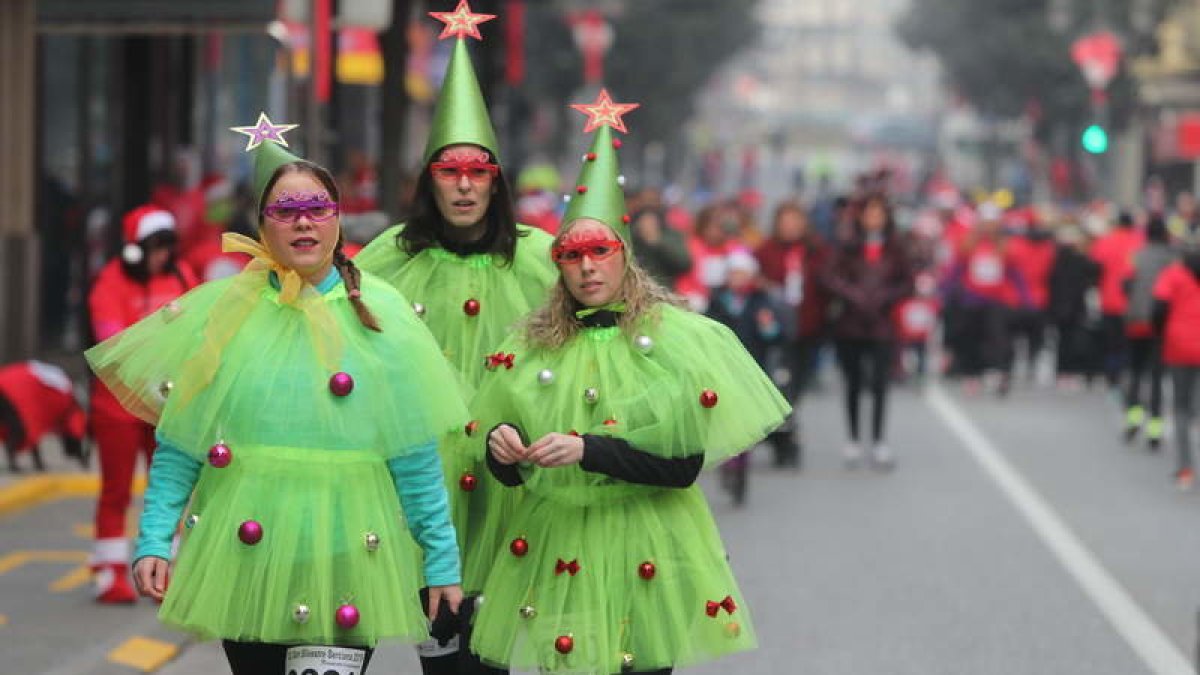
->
[132,210,175,242]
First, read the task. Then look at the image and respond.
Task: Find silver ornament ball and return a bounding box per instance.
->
[293,603,311,624]
[412,302,426,318]
[634,335,654,353]
[519,605,537,619]
[617,175,626,187]
[364,532,381,552]
[584,387,599,404]
[537,369,555,386]
[185,514,200,529]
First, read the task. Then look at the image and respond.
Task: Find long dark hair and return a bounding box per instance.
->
[395,150,522,264]
[849,192,898,247]
[259,160,382,332]
[121,229,186,286]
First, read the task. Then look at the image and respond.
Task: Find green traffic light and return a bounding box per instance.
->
[1082,124,1109,154]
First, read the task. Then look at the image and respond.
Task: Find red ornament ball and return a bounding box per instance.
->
[465,420,480,436]
[329,371,354,397]
[464,298,481,316]
[612,138,623,149]
[700,389,719,408]
[238,520,263,545]
[336,603,360,628]
[207,443,232,469]
[622,214,631,224]
[638,561,656,580]
[586,152,597,161]
[555,635,574,654]
[576,185,588,194]
[510,537,529,557]
[460,473,478,492]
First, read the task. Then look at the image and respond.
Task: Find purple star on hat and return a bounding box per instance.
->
[230,112,299,152]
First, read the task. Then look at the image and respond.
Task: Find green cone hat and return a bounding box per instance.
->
[423,39,501,164]
[251,140,304,208]
[562,125,629,246]
[230,113,304,208]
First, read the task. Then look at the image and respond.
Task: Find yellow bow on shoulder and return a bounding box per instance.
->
[222,232,306,304]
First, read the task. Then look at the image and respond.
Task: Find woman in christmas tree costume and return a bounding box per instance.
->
[469,97,791,675]
[85,118,466,674]
[355,4,555,670]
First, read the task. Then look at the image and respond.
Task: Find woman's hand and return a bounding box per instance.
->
[488,424,528,465]
[427,584,464,621]
[526,432,585,468]
[133,556,170,600]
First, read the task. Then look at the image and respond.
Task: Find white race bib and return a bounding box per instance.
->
[969,255,1002,286]
[285,645,367,675]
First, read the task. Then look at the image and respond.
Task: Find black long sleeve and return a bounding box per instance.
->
[485,423,526,487]
[580,435,703,488]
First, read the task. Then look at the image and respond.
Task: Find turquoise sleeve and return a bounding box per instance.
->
[133,439,202,562]
[388,442,461,587]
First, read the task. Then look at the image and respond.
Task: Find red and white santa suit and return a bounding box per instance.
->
[0,361,85,455]
[88,206,196,603]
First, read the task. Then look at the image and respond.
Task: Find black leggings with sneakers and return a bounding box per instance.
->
[835,338,892,444]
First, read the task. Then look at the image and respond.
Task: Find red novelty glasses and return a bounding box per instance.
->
[429,160,499,183]
[551,238,625,265]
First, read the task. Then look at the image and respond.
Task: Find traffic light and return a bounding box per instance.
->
[1081,124,1109,154]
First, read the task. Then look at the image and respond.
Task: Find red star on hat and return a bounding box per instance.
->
[570,88,640,134]
[429,0,496,41]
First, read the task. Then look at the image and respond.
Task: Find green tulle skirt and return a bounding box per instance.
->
[470,485,754,674]
[161,445,428,645]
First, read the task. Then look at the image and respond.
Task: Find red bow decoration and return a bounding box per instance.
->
[705,595,737,617]
[555,558,580,576]
[486,352,515,370]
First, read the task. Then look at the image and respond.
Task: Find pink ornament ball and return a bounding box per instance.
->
[336,603,360,628]
[237,520,263,545]
[329,371,355,397]
[208,443,232,468]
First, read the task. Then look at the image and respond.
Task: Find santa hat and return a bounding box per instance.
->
[121,205,175,264]
[726,248,760,275]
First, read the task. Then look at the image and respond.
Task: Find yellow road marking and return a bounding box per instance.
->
[0,474,145,517]
[108,636,178,672]
[0,550,88,575]
[72,522,93,538]
[49,563,92,592]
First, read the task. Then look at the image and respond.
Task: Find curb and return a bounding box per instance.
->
[0,474,145,517]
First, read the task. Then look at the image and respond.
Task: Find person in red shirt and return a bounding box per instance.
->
[755,200,830,467]
[943,203,1031,395]
[1090,212,1145,387]
[88,205,197,603]
[892,272,940,383]
[1152,245,1200,490]
[0,360,86,472]
[1006,216,1057,382]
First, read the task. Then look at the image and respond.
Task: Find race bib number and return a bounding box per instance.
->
[904,304,934,331]
[286,645,366,675]
[969,255,1002,286]
[416,633,460,658]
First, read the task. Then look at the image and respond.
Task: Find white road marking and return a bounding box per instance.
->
[926,384,1195,675]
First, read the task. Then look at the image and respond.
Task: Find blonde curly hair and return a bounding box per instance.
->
[522,226,688,349]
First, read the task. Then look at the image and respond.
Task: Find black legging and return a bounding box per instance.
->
[1126,336,1164,417]
[1101,314,1128,388]
[222,640,374,674]
[835,338,892,443]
